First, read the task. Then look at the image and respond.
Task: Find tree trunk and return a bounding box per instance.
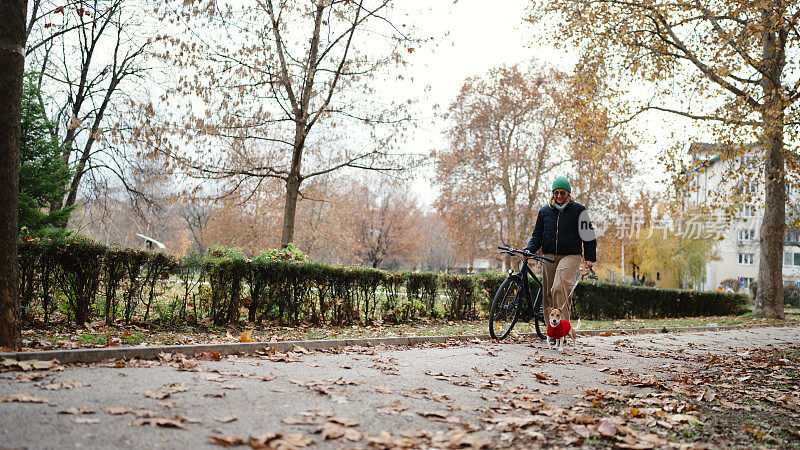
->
[754,12,786,319]
[0,0,27,349]
[754,114,786,319]
[280,174,302,248]
[280,122,306,248]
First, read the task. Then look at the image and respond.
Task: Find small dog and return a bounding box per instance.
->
[546,308,581,351]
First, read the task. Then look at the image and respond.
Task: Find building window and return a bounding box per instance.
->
[736,181,758,194]
[739,253,754,265]
[784,251,800,267]
[738,229,755,243]
[740,277,753,289]
[741,156,758,168]
[740,205,755,217]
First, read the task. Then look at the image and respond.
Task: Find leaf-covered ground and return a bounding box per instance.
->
[1,326,799,448]
[13,312,798,352]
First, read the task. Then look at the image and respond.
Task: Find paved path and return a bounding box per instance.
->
[1,326,798,449]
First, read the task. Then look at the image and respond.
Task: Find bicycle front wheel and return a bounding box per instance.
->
[489,276,522,340]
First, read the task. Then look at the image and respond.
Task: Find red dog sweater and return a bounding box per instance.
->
[546,320,572,339]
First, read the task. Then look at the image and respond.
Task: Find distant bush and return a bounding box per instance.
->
[719,278,740,292]
[749,282,800,307]
[440,274,478,320]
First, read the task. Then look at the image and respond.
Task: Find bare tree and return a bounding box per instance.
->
[158,0,423,248]
[435,63,566,268]
[179,199,213,256]
[0,0,27,349]
[350,183,421,269]
[417,212,456,272]
[25,0,158,223]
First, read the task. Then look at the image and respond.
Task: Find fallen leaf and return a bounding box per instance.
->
[132,416,189,430]
[198,352,222,361]
[418,411,460,423]
[209,435,247,446]
[239,330,253,343]
[318,422,346,440]
[670,414,703,425]
[697,387,716,402]
[31,360,61,370]
[365,430,415,448]
[431,429,487,448]
[214,416,238,423]
[39,379,89,390]
[0,392,50,403]
[597,419,618,437]
[571,424,590,438]
[400,429,430,439]
[144,390,171,399]
[328,417,359,427]
[282,416,317,425]
[59,406,96,415]
[103,406,134,415]
[249,433,313,449]
[12,372,48,382]
[74,418,100,425]
[292,345,310,354]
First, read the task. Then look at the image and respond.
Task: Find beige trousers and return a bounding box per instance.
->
[542,254,582,322]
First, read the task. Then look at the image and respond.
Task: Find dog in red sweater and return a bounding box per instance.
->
[546,307,580,351]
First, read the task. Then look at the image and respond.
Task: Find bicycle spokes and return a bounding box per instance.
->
[489,277,522,340]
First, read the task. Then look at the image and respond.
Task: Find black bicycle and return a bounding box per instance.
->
[489,246,555,340]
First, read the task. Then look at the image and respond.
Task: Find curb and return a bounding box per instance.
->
[1,321,796,365]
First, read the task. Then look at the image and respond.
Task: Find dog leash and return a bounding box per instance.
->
[558,266,597,314]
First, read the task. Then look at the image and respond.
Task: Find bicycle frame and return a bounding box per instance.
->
[491,246,555,340]
[506,255,546,323]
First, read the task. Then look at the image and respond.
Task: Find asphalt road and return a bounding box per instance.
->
[1,325,798,449]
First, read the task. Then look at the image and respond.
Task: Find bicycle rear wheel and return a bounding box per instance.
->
[489,276,522,340]
[532,287,547,340]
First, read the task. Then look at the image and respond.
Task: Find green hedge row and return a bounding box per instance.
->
[17,240,747,327]
[473,273,747,320]
[17,241,479,327]
[572,282,748,319]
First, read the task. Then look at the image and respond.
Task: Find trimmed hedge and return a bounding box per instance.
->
[572,282,747,319]
[17,240,747,327]
[471,273,746,320]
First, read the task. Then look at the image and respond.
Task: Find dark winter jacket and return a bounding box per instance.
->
[524,201,597,262]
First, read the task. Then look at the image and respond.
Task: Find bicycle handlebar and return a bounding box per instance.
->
[497,246,556,263]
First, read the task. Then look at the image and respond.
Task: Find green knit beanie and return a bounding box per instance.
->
[552,176,571,193]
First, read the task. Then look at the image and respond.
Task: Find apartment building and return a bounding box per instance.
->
[685,143,800,291]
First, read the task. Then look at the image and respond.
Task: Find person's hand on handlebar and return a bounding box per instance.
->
[522,250,540,260]
[585,261,594,270]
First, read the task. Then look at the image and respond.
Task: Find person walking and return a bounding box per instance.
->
[524,176,597,323]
